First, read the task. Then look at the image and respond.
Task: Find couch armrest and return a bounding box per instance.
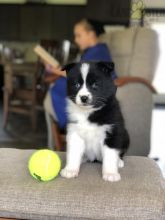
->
[115,76,157,94]
[115,77,155,156]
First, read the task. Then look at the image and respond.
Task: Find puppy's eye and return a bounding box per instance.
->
[75,82,81,89]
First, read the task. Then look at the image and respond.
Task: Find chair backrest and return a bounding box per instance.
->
[40,39,72,66]
[101,27,159,156]
[100,27,159,82]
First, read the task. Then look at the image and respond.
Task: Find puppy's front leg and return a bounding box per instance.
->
[102,146,121,182]
[60,131,85,178]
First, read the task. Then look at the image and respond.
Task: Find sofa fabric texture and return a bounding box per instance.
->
[0,148,164,220]
[100,27,158,81]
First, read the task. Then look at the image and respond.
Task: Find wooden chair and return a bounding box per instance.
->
[40,39,77,150]
[3,62,38,131]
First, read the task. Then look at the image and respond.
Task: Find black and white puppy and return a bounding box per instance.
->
[60,62,129,182]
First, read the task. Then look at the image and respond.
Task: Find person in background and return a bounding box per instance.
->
[44,18,117,149]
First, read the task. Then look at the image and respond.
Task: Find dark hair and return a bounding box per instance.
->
[76,18,105,37]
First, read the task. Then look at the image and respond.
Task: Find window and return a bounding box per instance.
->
[143,9,165,93]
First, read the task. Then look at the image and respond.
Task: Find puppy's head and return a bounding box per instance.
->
[63,61,116,109]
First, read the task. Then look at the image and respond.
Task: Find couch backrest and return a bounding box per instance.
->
[100,27,159,82]
[101,27,159,156]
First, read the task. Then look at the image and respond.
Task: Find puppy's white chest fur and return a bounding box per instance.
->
[67,99,112,161]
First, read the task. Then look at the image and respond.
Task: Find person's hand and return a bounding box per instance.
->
[44,62,60,74]
[45,63,54,73]
[43,61,66,77]
[46,64,66,77]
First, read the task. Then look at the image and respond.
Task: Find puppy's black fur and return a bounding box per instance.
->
[64,61,129,159]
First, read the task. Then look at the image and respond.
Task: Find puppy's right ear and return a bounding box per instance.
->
[62,63,76,73]
[97,62,114,73]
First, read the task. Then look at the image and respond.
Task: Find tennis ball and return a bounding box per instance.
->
[28,149,61,181]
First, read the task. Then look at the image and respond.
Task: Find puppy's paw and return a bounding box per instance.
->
[103,172,121,182]
[118,159,124,168]
[60,168,79,178]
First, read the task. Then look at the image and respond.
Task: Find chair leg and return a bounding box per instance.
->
[3,90,9,129]
[31,74,37,132]
[31,110,37,132]
[52,122,63,151]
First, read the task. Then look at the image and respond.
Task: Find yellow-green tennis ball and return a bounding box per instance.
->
[28,149,61,181]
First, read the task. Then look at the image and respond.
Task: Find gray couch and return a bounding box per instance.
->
[0,149,164,220]
[0,27,165,219]
[100,27,158,156]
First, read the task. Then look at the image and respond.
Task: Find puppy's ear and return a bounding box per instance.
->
[97,62,114,74]
[97,62,117,94]
[62,63,76,73]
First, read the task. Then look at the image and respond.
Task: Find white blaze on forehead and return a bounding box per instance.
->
[76,63,92,105]
[80,63,90,82]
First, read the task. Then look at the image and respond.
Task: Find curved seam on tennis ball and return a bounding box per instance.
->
[33,173,42,181]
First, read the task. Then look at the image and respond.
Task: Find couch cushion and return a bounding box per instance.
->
[100,27,158,80]
[0,148,164,220]
[129,27,158,81]
[100,28,136,77]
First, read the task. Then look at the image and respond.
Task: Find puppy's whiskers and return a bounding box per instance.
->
[95,96,107,103]
[69,95,77,99]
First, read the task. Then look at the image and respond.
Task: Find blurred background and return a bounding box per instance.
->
[0,0,164,174]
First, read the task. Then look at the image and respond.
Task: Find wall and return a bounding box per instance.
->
[0,4,86,41]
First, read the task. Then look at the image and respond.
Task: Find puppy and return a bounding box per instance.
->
[60,62,129,182]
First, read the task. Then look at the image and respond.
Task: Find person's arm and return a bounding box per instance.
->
[44,74,60,84]
[43,62,66,84]
[52,68,66,77]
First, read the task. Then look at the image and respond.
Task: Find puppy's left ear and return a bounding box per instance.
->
[97,62,117,93]
[97,61,114,74]
[62,63,76,73]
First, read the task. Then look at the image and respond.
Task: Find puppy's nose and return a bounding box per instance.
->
[80,95,88,103]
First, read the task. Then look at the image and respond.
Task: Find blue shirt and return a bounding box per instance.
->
[50,43,117,129]
[81,43,111,62]
[81,43,117,80]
